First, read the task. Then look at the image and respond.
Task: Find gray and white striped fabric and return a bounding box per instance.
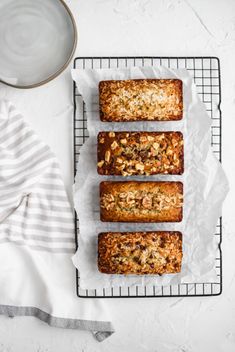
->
[0,100,114,341]
[0,101,75,253]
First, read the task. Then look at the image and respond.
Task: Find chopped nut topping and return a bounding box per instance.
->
[105,150,111,162]
[97,160,104,168]
[101,189,183,213]
[111,141,118,150]
[109,132,115,137]
[142,195,152,209]
[99,137,105,144]
[121,170,128,176]
[120,138,127,145]
[98,132,183,175]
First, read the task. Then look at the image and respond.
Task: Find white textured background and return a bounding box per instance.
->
[0,0,235,351]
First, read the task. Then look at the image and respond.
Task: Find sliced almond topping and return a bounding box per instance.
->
[121,170,129,176]
[104,193,114,202]
[135,163,145,171]
[140,136,147,142]
[99,137,105,144]
[116,157,123,164]
[119,192,127,199]
[166,147,173,155]
[147,135,154,141]
[153,142,160,150]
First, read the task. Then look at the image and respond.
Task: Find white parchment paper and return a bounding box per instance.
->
[71,66,229,290]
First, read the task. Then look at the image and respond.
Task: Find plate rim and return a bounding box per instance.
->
[0,0,78,89]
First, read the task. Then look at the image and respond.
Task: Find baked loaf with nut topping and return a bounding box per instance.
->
[97,131,184,176]
[99,79,183,122]
[98,231,183,275]
[100,181,183,222]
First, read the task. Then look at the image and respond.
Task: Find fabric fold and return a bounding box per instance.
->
[0,100,114,341]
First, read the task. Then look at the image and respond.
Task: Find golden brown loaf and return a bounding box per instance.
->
[98,231,183,275]
[97,131,184,176]
[100,181,183,222]
[99,79,183,122]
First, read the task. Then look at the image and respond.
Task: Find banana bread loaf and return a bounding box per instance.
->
[100,181,183,222]
[99,79,183,122]
[98,231,183,275]
[97,131,184,176]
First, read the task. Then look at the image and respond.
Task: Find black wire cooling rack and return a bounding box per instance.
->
[73,56,222,298]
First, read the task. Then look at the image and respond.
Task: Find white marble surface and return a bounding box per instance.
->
[0,0,235,351]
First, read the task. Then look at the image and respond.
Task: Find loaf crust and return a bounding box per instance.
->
[100,181,183,222]
[98,231,183,275]
[97,131,184,176]
[99,79,183,122]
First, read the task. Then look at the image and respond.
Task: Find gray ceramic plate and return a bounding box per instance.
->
[0,0,77,88]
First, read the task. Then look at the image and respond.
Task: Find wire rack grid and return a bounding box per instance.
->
[73,56,222,298]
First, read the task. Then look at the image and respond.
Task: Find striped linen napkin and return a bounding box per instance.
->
[0,100,114,341]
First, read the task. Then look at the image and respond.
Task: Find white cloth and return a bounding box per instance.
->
[0,100,114,341]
